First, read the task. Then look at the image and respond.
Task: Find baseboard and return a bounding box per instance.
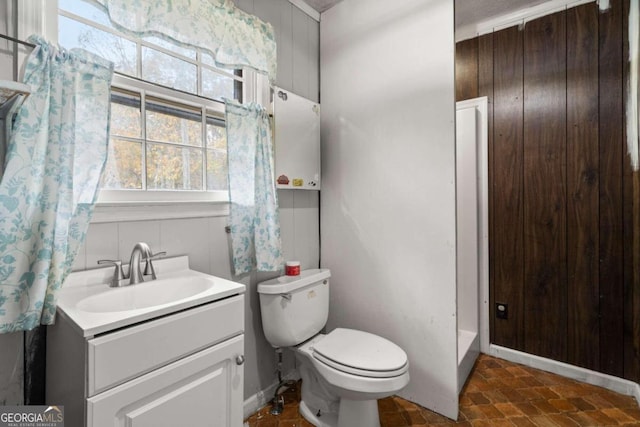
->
[489,344,640,405]
[243,370,301,421]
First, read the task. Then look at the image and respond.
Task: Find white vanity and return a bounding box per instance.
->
[46,256,246,427]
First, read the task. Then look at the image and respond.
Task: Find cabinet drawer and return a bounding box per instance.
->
[87,334,244,427]
[87,295,243,396]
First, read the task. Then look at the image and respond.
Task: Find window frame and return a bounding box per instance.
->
[101,73,231,203]
[56,4,242,205]
[93,74,238,220]
[19,0,265,221]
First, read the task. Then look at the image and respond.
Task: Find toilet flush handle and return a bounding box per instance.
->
[280,293,292,301]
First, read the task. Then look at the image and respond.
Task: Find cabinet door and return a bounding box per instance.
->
[87,335,244,427]
[274,88,321,190]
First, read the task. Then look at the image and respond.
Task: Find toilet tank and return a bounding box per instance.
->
[257,269,330,348]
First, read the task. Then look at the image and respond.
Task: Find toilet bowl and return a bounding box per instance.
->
[258,269,410,427]
[295,330,409,427]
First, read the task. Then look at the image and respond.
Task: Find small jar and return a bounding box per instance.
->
[285,261,300,276]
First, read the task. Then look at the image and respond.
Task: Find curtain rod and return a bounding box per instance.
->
[0,33,36,49]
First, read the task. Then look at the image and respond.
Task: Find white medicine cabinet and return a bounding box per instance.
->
[273,87,321,190]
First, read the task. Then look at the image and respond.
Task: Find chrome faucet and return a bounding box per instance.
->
[98,242,166,287]
[128,242,152,285]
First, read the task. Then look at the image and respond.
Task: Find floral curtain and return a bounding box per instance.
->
[87,0,277,82]
[0,36,113,332]
[225,100,283,275]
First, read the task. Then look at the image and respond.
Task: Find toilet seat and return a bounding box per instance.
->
[312,328,408,378]
[296,331,411,401]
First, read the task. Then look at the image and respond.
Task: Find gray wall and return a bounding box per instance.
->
[0,0,320,408]
[0,1,14,80]
[0,0,24,406]
[235,0,319,103]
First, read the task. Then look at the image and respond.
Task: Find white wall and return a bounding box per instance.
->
[320,0,459,419]
[456,106,478,335]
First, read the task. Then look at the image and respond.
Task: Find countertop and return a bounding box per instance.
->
[55,256,245,337]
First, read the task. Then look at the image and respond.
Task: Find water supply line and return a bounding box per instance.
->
[270,348,296,416]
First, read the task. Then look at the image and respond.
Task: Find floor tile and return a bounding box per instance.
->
[513,402,541,417]
[243,354,640,426]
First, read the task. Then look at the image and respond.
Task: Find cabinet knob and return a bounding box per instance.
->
[236,355,245,365]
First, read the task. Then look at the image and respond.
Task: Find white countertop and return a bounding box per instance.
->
[56,256,245,337]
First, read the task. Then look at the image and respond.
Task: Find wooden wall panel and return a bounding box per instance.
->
[622,0,640,382]
[629,173,640,381]
[566,3,600,371]
[599,0,625,377]
[492,27,524,350]
[477,33,494,345]
[523,11,568,361]
[455,38,478,101]
[455,0,639,383]
[624,133,640,378]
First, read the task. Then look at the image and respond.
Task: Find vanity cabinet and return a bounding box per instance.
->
[88,334,243,427]
[47,293,245,427]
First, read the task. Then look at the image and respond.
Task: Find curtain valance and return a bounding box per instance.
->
[88,0,277,82]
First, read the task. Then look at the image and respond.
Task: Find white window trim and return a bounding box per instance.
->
[19,0,269,222]
[91,201,230,223]
[102,73,231,204]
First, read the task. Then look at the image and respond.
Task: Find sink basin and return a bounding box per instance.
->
[77,275,215,313]
[57,256,246,337]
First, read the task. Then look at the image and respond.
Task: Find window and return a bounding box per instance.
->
[57,0,244,204]
[102,91,228,193]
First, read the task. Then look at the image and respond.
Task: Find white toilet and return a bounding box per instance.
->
[257,269,410,427]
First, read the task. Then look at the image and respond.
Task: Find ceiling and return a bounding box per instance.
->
[302,0,343,13]
[303,0,553,29]
[454,0,551,28]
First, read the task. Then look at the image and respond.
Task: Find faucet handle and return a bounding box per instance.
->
[143,251,167,279]
[97,259,126,287]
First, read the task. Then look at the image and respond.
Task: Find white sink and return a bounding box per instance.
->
[57,256,245,336]
[77,275,215,313]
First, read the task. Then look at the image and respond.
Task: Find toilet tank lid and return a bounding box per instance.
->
[257,269,331,294]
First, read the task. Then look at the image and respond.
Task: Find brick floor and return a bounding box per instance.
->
[244,354,640,426]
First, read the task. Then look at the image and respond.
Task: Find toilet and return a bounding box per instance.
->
[257,269,410,427]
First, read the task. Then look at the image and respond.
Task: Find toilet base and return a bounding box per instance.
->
[338,399,380,427]
[293,334,401,427]
[299,397,381,427]
[300,399,380,427]
[300,400,338,427]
